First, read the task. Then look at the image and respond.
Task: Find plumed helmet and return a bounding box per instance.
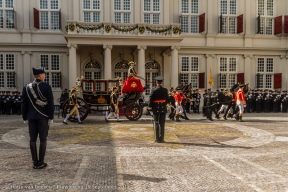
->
[70,87,77,93]
[128,61,136,66]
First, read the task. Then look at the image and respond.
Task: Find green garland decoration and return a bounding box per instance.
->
[146,26,171,34]
[105,25,111,33]
[173,26,182,34]
[76,23,104,31]
[65,23,75,32]
[112,25,137,33]
[138,26,145,34]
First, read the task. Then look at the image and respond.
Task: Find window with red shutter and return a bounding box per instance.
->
[198,73,205,88]
[33,8,40,29]
[199,13,205,33]
[237,73,244,84]
[284,15,288,33]
[237,14,243,34]
[274,73,282,89]
[219,14,223,33]
[274,15,282,35]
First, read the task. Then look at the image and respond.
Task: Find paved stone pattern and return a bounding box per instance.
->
[0,113,288,191]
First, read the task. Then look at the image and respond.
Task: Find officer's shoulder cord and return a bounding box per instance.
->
[25,86,48,118]
[34,81,47,101]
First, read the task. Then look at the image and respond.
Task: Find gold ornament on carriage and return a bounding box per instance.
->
[97,95,106,104]
[131,82,137,88]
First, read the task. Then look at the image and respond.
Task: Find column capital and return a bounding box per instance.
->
[171,45,180,50]
[68,43,78,49]
[137,45,147,50]
[205,54,215,58]
[21,51,32,55]
[103,45,113,50]
[243,54,253,59]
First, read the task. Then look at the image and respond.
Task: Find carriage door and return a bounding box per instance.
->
[114,60,129,81]
[83,61,102,91]
[145,61,160,97]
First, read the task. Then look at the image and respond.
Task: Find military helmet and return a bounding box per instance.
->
[128,61,136,66]
[70,87,77,93]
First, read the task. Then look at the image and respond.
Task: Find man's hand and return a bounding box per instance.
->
[48,119,53,126]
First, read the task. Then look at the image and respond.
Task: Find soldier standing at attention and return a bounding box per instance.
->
[105,86,122,122]
[22,67,54,169]
[148,76,169,143]
[63,87,83,124]
[236,84,246,122]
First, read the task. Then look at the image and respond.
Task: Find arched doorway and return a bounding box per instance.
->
[145,60,160,95]
[114,60,129,80]
[83,60,102,91]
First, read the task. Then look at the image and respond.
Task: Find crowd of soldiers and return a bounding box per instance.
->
[0,91,22,115]
[246,89,288,113]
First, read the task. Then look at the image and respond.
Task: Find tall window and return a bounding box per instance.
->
[0,0,14,29]
[181,0,199,33]
[114,0,131,23]
[114,60,128,81]
[143,0,160,24]
[83,0,101,22]
[180,56,199,88]
[258,0,274,35]
[219,57,237,88]
[145,61,160,95]
[83,61,102,91]
[40,54,61,88]
[257,58,274,88]
[0,53,15,88]
[220,0,237,34]
[39,0,60,30]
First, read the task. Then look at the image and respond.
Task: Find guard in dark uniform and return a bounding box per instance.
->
[168,88,176,120]
[148,76,169,143]
[202,89,207,116]
[0,91,2,115]
[281,91,288,112]
[273,91,281,112]
[22,67,54,169]
[246,90,253,113]
[5,91,12,115]
[255,90,262,113]
[15,91,22,115]
[1,91,6,114]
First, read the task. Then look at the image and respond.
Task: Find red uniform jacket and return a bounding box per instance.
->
[174,92,182,105]
[236,89,246,104]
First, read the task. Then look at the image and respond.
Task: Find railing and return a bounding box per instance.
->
[65,21,181,37]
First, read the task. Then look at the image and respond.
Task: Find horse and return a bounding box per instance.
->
[205,83,249,121]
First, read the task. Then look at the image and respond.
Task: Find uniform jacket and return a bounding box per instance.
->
[236,89,246,104]
[148,85,169,114]
[110,93,118,106]
[22,79,54,120]
[174,92,182,105]
[69,94,78,106]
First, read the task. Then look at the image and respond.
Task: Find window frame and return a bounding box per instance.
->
[180,56,200,88]
[256,57,274,89]
[257,0,275,35]
[143,0,161,24]
[113,0,131,23]
[218,56,238,88]
[0,0,15,29]
[38,0,61,30]
[180,0,200,34]
[218,0,238,35]
[0,53,16,88]
[82,0,102,22]
[39,54,61,89]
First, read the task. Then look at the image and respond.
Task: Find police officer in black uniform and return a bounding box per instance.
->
[22,67,54,169]
[148,76,169,143]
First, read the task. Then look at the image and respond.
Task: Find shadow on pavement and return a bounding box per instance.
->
[122,174,167,182]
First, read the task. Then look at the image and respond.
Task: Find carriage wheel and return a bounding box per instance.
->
[124,103,143,121]
[62,97,89,122]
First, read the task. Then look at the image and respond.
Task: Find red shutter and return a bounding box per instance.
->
[33,8,40,29]
[257,15,261,34]
[284,15,288,33]
[237,73,244,84]
[274,73,282,89]
[219,14,223,33]
[274,15,282,35]
[59,9,61,29]
[199,72,205,88]
[237,14,243,34]
[199,13,205,33]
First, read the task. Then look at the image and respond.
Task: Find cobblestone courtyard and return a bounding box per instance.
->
[0,113,288,192]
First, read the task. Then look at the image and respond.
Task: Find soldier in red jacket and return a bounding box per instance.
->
[174,87,183,122]
[236,84,246,122]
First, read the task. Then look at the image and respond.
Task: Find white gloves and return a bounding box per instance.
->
[24,121,27,124]
[48,119,53,126]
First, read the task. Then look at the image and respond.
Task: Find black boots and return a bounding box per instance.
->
[176,116,181,122]
[238,116,244,122]
[30,142,38,169]
[38,141,48,169]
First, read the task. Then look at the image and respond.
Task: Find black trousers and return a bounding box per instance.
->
[28,119,49,142]
[153,113,166,142]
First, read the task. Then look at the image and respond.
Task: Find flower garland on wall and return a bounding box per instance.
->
[65,23,75,32]
[112,25,137,33]
[105,25,111,33]
[76,23,104,31]
[173,26,182,34]
[146,26,171,34]
[138,26,145,34]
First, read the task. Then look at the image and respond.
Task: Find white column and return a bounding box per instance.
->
[22,51,32,84]
[68,43,77,89]
[244,55,252,87]
[137,45,146,84]
[171,46,180,88]
[103,45,113,79]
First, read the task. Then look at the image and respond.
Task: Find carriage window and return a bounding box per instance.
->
[257,0,274,35]
[181,0,200,33]
[257,57,274,89]
[145,60,160,95]
[84,60,102,91]
[218,56,237,88]
[180,56,199,89]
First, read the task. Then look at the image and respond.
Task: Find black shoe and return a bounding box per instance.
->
[117,120,122,122]
[63,121,67,124]
[185,117,189,120]
[105,118,109,123]
[35,162,47,169]
[78,121,83,124]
